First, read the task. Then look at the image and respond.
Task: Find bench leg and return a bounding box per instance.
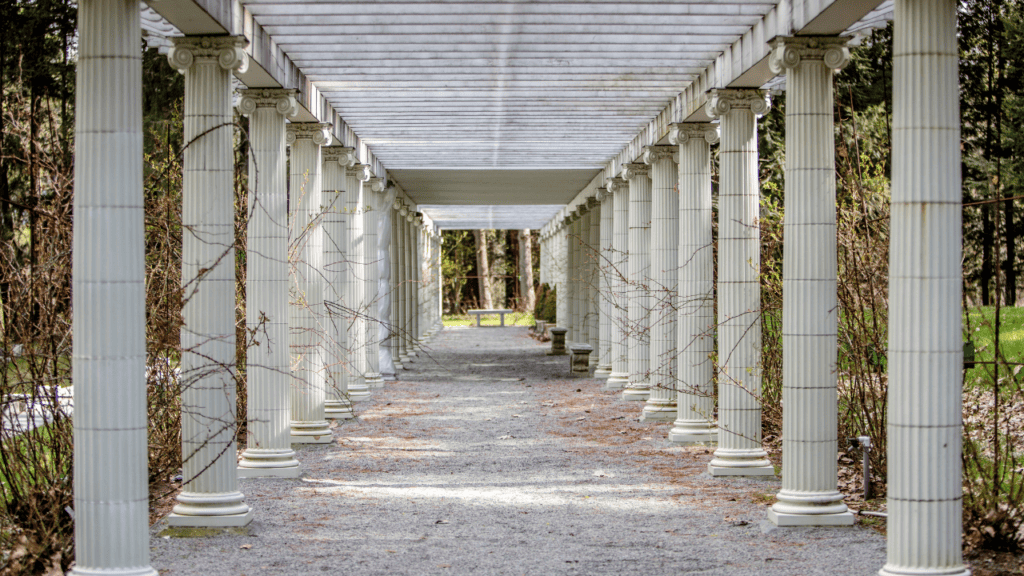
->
[500,314,505,327]
[476,315,481,327]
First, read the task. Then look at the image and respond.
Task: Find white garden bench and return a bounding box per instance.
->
[467,309,515,327]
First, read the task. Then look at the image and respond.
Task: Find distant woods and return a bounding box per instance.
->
[442,229,540,313]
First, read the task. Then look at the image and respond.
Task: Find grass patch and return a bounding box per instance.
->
[443,312,535,327]
[965,306,1024,364]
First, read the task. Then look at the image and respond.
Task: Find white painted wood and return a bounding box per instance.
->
[879,1,968,573]
[705,89,774,477]
[622,163,652,402]
[668,124,719,446]
[70,0,157,571]
[641,146,679,422]
[605,177,631,390]
[286,122,333,445]
[765,36,854,526]
[238,89,305,475]
[168,36,254,525]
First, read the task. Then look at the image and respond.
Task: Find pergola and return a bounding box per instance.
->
[73,1,964,575]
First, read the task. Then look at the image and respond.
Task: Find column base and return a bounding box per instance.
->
[325,406,354,420]
[767,505,854,527]
[398,354,410,364]
[168,491,253,527]
[593,364,613,379]
[708,451,775,476]
[237,464,301,479]
[365,373,385,389]
[605,371,629,390]
[668,425,718,445]
[348,383,372,402]
[290,421,332,444]
[640,404,676,422]
[621,383,650,402]
[290,433,332,444]
[70,566,159,576]
[166,508,254,528]
[878,567,971,576]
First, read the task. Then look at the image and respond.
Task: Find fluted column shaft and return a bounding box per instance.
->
[345,164,371,400]
[642,147,679,421]
[71,1,156,572]
[587,200,601,364]
[623,164,652,401]
[399,211,413,362]
[669,124,720,445]
[880,2,967,574]
[286,122,333,444]
[567,215,578,340]
[607,179,630,389]
[706,89,774,476]
[594,189,614,378]
[378,189,398,379]
[412,216,424,348]
[168,36,254,525]
[321,147,358,417]
[237,89,304,475]
[767,36,854,526]
[391,203,405,369]
[363,178,385,387]
[555,219,569,329]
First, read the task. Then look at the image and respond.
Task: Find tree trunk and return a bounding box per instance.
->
[473,229,493,309]
[519,229,536,311]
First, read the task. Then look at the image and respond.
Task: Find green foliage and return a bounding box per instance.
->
[533,283,557,324]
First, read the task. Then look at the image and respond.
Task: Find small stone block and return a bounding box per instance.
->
[766,508,855,527]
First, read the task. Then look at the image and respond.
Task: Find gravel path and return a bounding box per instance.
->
[150,327,886,575]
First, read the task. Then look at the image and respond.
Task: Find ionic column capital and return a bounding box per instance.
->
[605,177,628,195]
[594,187,611,202]
[705,88,770,119]
[237,88,298,118]
[167,35,249,73]
[669,122,719,146]
[620,162,650,181]
[346,163,372,181]
[367,177,387,194]
[585,195,599,210]
[287,122,332,147]
[323,146,357,167]
[767,36,852,75]
[642,145,678,166]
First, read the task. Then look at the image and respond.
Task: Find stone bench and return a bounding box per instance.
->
[467,309,515,327]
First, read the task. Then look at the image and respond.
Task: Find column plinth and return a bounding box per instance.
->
[70,0,158,572]
[767,35,853,526]
[237,88,304,476]
[622,163,652,402]
[641,146,679,422]
[668,123,720,445]
[286,122,334,445]
[167,36,254,525]
[605,178,630,389]
[705,89,774,476]
[879,1,969,574]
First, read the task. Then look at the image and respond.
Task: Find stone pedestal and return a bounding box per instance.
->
[70,1,158,571]
[237,89,304,477]
[767,36,853,527]
[641,146,679,422]
[547,327,568,356]
[667,123,720,446]
[569,344,594,374]
[605,177,631,390]
[622,164,652,402]
[168,36,254,526]
[705,89,774,477]
[286,122,334,446]
[879,1,969,574]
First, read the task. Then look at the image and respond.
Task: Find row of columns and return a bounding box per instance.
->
[70,11,443,572]
[538,5,967,573]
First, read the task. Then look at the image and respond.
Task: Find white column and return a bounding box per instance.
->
[364,177,386,387]
[575,209,588,343]
[405,212,419,357]
[286,122,333,445]
[594,188,614,378]
[881,2,967,574]
[378,187,399,379]
[706,89,774,476]
[642,146,679,421]
[668,123,720,445]
[587,197,601,365]
[399,209,413,362]
[622,163,652,402]
[237,89,304,476]
[321,146,359,418]
[412,214,424,348]
[346,163,372,400]
[391,200,406,370]
[71,0,156,571]
[606,177,630,389]
[167,36,254,526]
[566,213,578,340]
[555,214,569,329]
[767,36,854,526]
[435,231,444,331]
